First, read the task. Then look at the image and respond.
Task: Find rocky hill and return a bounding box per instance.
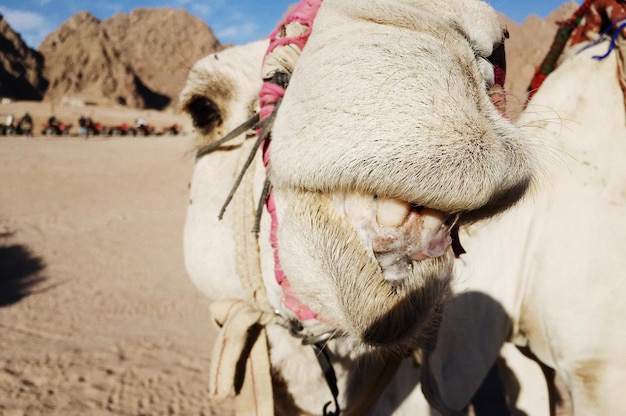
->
[0,3,581,111]
[499,1,580,117]
[38,8,222,109]
[0,14,48,100]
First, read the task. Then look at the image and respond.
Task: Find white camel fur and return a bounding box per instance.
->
[181,0,540,414]
[424,39,626,415]
[182,39,438,416]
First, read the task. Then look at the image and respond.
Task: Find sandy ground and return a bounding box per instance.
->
[0,101,233,415]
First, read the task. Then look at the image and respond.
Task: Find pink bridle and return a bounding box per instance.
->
[257,0,507,322]
[259,0,324,321]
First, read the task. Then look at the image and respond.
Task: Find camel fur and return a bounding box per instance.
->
[180,0,540,414]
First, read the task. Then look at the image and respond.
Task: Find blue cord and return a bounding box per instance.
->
[593,20,626,60]
[575,17,626,59]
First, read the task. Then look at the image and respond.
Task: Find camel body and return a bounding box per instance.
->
[427,42,626,415]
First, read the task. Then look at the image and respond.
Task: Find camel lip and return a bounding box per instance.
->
[371,207,458,283]
[329,192,459,281]
[371,208,458,253]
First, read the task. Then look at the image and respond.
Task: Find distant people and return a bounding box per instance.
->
[79,115,87,136]
[2,113,14,135]
[45,116,71,135]
[18,113,33,136]
[21,112,32,125]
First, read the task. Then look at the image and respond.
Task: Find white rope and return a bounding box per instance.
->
[208,142,276,416]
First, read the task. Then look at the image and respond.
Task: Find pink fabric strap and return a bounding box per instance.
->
[259,0,323,321]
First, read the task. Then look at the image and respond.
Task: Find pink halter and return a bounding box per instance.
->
[259,0,324,321]
[258,0,507,319]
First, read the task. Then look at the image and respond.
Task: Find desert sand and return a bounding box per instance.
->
[0,101,234,415]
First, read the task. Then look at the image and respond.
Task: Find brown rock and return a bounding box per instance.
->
[0,14,48,100]
[38,8,223,109]
[498,1,580,118]
[0,2,584,113]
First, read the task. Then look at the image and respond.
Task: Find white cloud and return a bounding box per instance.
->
[170,0,227,18]
[216,22,258,43]
[0,7,54,48]
[189,3,214,18]
[209,4,265,44]
[1,8,46,31]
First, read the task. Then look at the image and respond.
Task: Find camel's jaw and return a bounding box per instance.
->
[274,188,454,353]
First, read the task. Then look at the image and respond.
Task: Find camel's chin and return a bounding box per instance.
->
[275,188,455,353]
[341,249,453,353]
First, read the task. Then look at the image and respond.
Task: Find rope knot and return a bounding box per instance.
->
[209,299,276,414]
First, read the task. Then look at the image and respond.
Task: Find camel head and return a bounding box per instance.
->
[181,0,534,358]
[268,0,534,355]
[180,40,268,149]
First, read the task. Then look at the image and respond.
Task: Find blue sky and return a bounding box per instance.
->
[1,0,578,50]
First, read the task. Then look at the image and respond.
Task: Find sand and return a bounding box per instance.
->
[0,101,233,415]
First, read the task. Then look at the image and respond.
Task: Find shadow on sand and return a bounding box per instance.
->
[0,231,47,307]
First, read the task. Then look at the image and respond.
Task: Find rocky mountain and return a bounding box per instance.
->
[38,8,222,109]
[499,1,580,117]
[0,2,581,111]
[0,14,48,100]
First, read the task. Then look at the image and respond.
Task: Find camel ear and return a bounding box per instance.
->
[454,0,504,57]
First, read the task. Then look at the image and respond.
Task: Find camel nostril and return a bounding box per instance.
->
[376,197,410,228]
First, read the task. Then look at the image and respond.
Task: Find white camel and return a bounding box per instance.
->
[423,30,626,415]
[181,0,537,414]
[182,38,437,416]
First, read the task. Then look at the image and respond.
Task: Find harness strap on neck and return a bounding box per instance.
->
[312,343,341,416]
[209,300,274,413]
[208,139,276,415]
[206,2,327,410]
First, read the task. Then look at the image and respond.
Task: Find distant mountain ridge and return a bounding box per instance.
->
[499,0,580,117]
[0,3,579,111]
[38,8,222,109]
[0,14,48,100]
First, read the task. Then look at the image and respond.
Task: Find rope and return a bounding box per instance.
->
[527,17,582,100]
[206,1,406,413]
[527,0,626,101]
[208,133,277,416]
[259,0,324,321]
[591,19,626,60]
[256,2,413,414]
[207,2,331,414]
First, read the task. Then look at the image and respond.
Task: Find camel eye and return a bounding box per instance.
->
[186,96,223,133]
